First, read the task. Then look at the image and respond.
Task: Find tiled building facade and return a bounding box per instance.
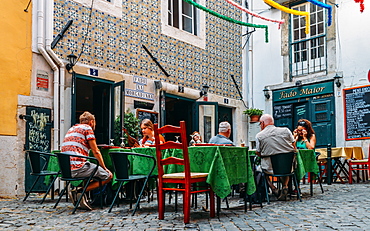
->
[54,0,243,98]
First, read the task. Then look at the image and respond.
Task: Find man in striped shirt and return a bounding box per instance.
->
[61,111,112,209]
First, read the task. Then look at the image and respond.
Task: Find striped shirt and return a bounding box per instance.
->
[61,124,95,170]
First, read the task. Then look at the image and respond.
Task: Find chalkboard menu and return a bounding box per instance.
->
[24,106,52,192]
[136,109,158,124]
[25,107,52,152]
[344,85,370,140]
[273,104,293,119]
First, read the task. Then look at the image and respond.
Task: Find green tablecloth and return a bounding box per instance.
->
[296,149,320,180]
[47,146,256,199]
[123,146,254,199]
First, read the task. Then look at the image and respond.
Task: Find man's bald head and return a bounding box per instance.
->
[259,114,274,130]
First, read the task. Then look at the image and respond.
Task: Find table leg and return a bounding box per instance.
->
[309,172,313,196]
[216,196,221,217]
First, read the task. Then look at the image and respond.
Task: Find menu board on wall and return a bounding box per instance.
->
[273,104,293,119]
[344,85,370,140]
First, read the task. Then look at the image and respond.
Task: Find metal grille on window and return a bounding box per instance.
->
[290,2,327,77]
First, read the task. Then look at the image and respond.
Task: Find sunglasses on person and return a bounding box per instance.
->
[297,121,306,127]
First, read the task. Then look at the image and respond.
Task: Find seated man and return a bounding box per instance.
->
[61,111,112,210]
[209,121,234,145]
[255,114,296,201]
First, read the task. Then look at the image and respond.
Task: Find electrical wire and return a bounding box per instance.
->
[75,0,95,64]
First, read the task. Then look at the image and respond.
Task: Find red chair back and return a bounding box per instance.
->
[153,121,190,182]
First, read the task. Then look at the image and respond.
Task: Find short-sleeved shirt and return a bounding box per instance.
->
[256,125,295,174]
[139,134,165,146]
[61,124,95,170]
[209,134,234,145]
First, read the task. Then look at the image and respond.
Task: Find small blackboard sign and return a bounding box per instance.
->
[273,104,293,119]
[344,85,370,140]
[136,109,159,124]
[25,107,52,152]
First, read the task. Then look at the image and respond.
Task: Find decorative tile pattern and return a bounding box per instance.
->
[54,0,243,98]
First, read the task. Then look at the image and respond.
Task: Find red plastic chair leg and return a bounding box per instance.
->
[349,165,353,184]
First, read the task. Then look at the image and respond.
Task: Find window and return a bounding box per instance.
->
[168,0,197,35]
[71,0,122,18]
[290,3,326,77]
[161,0,206,49]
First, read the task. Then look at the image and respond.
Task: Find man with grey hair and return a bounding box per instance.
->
[255,114,296,201]
[209,121,234,145]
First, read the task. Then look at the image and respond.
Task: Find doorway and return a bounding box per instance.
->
[72,75,122,145]
[164,94,194,142]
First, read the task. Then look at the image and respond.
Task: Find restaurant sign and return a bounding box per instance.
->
[273,81,333,102]
[125,75,154,101]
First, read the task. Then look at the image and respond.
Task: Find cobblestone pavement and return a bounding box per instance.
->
[1,183,370,230]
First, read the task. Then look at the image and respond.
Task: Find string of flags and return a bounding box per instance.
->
[182,0,364,42]
[183,0,269,43]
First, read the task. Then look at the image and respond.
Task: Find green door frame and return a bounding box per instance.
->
[194,101,219,143]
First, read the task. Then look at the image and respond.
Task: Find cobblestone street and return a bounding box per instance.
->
[1,183,370,230]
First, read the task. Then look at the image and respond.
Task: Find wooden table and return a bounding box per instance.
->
[316,147,364,183]
[316,147,364,160]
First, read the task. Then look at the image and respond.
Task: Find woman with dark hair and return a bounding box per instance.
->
[139,119,165,147]
[293,119,316,149]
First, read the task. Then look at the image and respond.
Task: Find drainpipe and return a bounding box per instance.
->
[37,0,59,150]
[45,0,65,148]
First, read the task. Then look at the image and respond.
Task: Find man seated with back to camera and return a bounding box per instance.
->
[61,111,112,210]
[255,114,296,201]
[208,121,234,145]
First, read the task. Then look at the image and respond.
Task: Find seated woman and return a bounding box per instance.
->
[293,119,316,149]
[139,119,165,147]
[189,131,202,146]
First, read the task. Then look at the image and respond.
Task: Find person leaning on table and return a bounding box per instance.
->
[208,121,234,146]
[61,111,112,210]
[255,114,296,201]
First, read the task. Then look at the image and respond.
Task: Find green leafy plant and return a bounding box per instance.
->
[243,108,264,116]
[114,109,141,146]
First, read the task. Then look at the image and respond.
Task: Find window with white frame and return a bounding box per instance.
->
[72,0,122,18]
[290,3,326,77]
[161,0,205,49]
[168,0,197,35]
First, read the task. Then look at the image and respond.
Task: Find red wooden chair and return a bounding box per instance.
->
[154,121,215,224]
[348,147,369,184]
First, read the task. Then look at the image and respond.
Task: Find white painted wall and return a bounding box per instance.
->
[248,1,283,112]
[337,0,370,88]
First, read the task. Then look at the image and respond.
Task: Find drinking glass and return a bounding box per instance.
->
[175,136,180,143]
[120,137,125,148]
[109,139,114,146]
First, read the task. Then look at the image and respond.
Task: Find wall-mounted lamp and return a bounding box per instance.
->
[334,74,342,88]
[295,80,302,87]
[19,114,33,122]
[200,85,209,101]
[66,53,77,74]
[263,87,270,99]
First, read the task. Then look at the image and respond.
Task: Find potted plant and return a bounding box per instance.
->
[243,108,264,122]
[114,109,141,147]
